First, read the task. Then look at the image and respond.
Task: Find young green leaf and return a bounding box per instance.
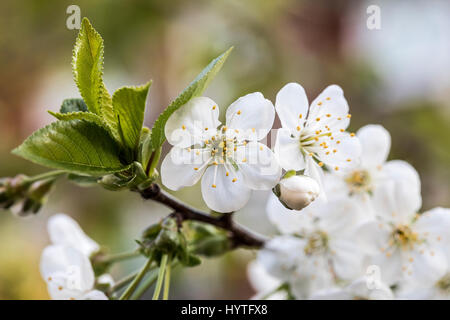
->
[149,47,233,151]
[48,111,110,132]
[12,120,127,175]
[72,18,121,144]
[60,98,88,113]
[112,82,151,150]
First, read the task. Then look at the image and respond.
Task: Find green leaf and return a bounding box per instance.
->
[60,98,88,113]
[12,120,127,175]
[112,82,151,150]
[48,111,110,132]
[149,47,232,151]
[72,18,121,144]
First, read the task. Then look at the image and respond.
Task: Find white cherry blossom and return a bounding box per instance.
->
[161,94,281,213]
[40,245,108,300]
[274,83,361,190]
[324,125,421,219]
[356,182,450,286]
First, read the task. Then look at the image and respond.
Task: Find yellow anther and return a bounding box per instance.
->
[326,151,330,155]
[337,117,342,120]
[232,178,237,182]
[336,140,341,144]
[297,126,301,131]
[242,158,247,162]
[315,130,320,135]
[326,97,331,101]
[196,151,200,155]
[333,149,337,153]
[234,147,237,151]
[335,166,339,171]
[326,114,331,117]
[235,129,239,133]
[194,167,199,171]
[350,133,355,137]
[213,161,218,165]
[316,117,321,121]
[212,105,216,110]
[260,146,263,151]
[237,110,241,115]
[318,102,323,106]
[205,127,208,131]
[299,114,303,119]
[226,172,229,176]
[252,128,255,133]
[318,162,324,167]
[340,129,344,132]
[346,159,351,162]
[347,114,352,118]
[222,126,227,132]
[314,137,319,141]
[212,184,216,188]
[182,125,186,130]
[308,153,313,156]
[187,147,191,152]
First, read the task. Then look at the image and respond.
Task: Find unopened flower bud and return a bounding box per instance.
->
[273,173,320,210]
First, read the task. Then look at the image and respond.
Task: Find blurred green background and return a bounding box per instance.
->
[0,0,448,299]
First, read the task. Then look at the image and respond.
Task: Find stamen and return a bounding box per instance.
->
[318,102,322,106]
[182,125,186,130]
[326,97,331,100]
[350,133,355,137]
[299,114,303,119]
[237,110,241,115]
[318,162,324,167]
[232,178,237,182]
[212,184,216,188]
[347,114,352,118]
[335,166,339,171]
[316,117,320,121]
[212,105,216,110]
[205,127,208,131]
[297,126,301,131]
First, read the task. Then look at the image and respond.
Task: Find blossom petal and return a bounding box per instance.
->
[40,245,95,294]
[225,92,274,140]
[201,165,251,212]
[165,97,221,148]
[275,82,308,130]
[274,128,305,171]
[330,239,363,280]
[355,221,391,255]
[266,193,312,234]
[382,160,422,215]
[82,290,109,300]
[247,260,283,297]
[307,85,349,130]
[357,124,391,168]
[318,132,361,170]
[48,214,99,257]
[405,249,447,286]
[236,142,281,190]
[161,147,210,191]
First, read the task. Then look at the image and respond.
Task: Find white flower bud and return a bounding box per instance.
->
[277,174,320,210]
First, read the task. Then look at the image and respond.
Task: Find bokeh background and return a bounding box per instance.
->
[0,0,449,299]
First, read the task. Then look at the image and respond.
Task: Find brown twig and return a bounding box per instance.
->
[139,184,266,249]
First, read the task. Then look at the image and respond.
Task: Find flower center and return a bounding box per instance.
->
[304,231,328,255]
[345,170,372,194]
[390,225,420,250]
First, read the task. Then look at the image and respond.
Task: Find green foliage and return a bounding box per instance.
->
[72,18,121,144]
[112,82,151,150]
[148,47,233,152]
[12,120,127,175]
[48,111,110,131]
[60,98,88,113]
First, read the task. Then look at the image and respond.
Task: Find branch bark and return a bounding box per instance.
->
[139,184,266,249]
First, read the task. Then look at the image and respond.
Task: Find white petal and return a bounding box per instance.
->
[266,193,312,234]
[330,239,363,280]
[319,132,361,170]
[225,92,275,140]
[405,248,447,286]
[304,158,325,196]
[274,128,305,171]
[307,85,349,129]
[414,207,450,259]
[201,165,251,212]
[40,245,95,293]
[354,221,391,255]
[372,180,417,224]
[47,214,99,257]
[165,97,221,148]
[236,142,281,190]
[275,82,308,129]
[346,278,394,300]
[161,147,210,191]
[357,124,391,168]
[382,160,422,214]
[372,248,403,285]
[317,199,365,235]
[247,260,282,294]
[82,290,109,300]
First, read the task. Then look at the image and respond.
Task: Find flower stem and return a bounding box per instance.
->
[109,270,140,294]
[163,254,172,300]
[119,254,154,300]
[152,254,168,300]
[23,170,66,185]
[146,147,162,177]
[97,250,141,264]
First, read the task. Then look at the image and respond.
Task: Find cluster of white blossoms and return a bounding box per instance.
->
[40,214,112,300]
[238,83,450,300]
